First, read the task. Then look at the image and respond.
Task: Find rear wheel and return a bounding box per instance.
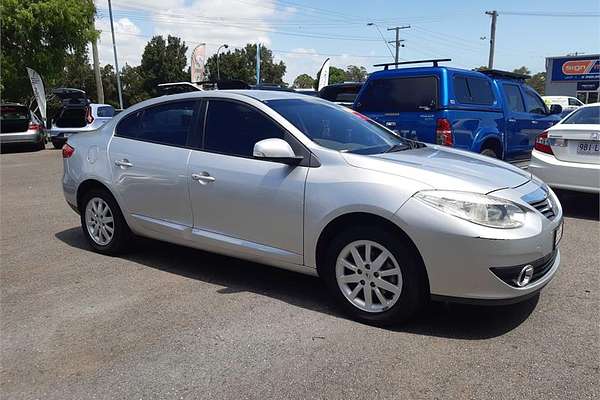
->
[480,147,499,158]
[80,188,131,255]
[319,226,426,326]
[51,140,63,150]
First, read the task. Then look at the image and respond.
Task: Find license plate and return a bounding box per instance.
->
[576,141,600,154]
[554,221,563,249]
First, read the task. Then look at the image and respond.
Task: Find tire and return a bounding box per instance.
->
[52,140,63,150]
[480,147,498,158]
[36,139,45,151]
[319,225,427,326]
[80,188,132,255]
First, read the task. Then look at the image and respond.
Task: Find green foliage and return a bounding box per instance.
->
[121,64,149,107]
[512,66,545,95]
[293,74,315,88]
[205,44,286,85]
[140,35,189,97]
[345,65,368,82]
[0,0,98,102]
[512,66,531,76]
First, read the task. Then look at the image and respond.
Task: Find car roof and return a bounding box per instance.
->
[368,66,487,79]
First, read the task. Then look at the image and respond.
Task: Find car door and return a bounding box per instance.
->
[186,98,308,265]
[108,100,199,237]
[502,83,530,160]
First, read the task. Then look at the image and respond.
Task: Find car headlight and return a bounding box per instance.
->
[414,190,526,228]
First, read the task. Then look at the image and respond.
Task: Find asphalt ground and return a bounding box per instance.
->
[1,144,599,400]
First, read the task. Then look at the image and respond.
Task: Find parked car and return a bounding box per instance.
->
[529,103,600,193]
[62,90,563,325]
[49,88,115,149]
[319,82,363,107]
[542,95,584,117]
[353,61,562,162]
[0,103,46,150]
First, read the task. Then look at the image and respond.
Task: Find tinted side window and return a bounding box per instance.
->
[453,76,495,105]
[355,76,437,112]
[568,98,580,106]
[523,90,546,114]
[503,84,525,113]
[204,100,286,157]
[453,76,470,103]
[467,78,495,105]
[115,101,196,146]
[97,106,115,117]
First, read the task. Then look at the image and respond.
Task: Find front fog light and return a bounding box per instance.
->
[515,265,534,287]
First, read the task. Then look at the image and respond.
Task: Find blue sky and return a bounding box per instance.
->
[94,0,600,83]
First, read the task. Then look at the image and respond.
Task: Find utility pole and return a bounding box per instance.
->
[91,38,104,104]
[485,10,498,69]
[108,0,123,109]
[387,25,410,66]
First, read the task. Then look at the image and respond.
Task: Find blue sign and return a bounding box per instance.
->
[551,56,600,81]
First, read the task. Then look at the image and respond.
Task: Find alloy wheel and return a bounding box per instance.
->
[85,197,115,246]
[335,240,403,313]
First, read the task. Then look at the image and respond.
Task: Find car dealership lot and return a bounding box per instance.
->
[1,147,598,400]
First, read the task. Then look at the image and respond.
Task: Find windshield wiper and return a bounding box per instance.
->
[384,143,410,153]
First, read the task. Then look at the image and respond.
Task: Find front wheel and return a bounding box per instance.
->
[319,226,427,326]
[80,189,132,255]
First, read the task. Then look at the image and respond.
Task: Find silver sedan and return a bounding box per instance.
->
[61,90,563,325]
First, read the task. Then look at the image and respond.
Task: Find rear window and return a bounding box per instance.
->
[355,76,438,113]
[319,85,362,103]
[0,106,30,133]
[96,106,115,118]
[56,108,87,128]
[453,76,495,105]
[562,106,600,125]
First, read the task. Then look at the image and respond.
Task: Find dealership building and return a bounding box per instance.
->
[545,54,600,104]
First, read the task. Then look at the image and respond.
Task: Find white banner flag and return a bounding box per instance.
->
[26,67,46,124]
[317,58,331,91]
[191,43,206,83]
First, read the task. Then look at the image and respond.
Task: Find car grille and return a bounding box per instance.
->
[490,250,558,287]
[529,197,556,220]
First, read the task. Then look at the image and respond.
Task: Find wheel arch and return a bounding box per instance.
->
[314,212,430,293]
[76,179,119,212]
[474,132,503,158]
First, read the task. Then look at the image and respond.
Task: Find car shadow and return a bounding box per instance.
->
[555,189,599,221]
[55,227,539,340]
[0,143,45,154]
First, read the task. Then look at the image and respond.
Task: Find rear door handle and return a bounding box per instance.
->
[191,172,216,183]
[115,159,133,168]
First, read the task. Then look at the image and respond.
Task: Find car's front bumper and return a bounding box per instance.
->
[529,149,600,194]
[395,181,563,303]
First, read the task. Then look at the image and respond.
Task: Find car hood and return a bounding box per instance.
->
[342,145,531,194]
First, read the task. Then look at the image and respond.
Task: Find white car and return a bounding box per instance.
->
[529,103,600,193]
[542,96,584,116]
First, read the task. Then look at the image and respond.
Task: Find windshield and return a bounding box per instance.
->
[562,106,600,125]
[265,98,413,155]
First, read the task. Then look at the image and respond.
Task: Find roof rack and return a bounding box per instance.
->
[373,58,451,70]
[476,68,530,80]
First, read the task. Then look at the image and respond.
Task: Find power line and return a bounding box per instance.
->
[499,11,600,17]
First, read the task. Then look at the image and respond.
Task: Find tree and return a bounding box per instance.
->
[512,66,531,76]
[0,0,97,102]
[528,72,546,95]
[293,74,315,88]
[140,35,188,97]
[314,66,346,89]
[345,65,368,82]
[121,64,149,107]
[204,44,286,85]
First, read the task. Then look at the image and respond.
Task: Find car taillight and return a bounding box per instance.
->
[62,143,75,158]
[534,131,553,155]
[28,122,41,130]
[436,118,453,146]
[85,107,94,124]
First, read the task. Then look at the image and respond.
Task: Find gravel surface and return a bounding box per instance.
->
[1,146,599,400]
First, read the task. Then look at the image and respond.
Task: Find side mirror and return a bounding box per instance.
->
[253,138,303,165]
[549,104,563,115]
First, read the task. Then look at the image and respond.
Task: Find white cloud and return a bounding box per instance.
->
[95,17,146,68]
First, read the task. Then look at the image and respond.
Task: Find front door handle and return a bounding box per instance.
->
[531,120,539,125]
[191,172,216,183]
[507,118,517,123]
[115,159,133,168]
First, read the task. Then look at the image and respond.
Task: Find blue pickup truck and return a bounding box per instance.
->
[353,60,563,161]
